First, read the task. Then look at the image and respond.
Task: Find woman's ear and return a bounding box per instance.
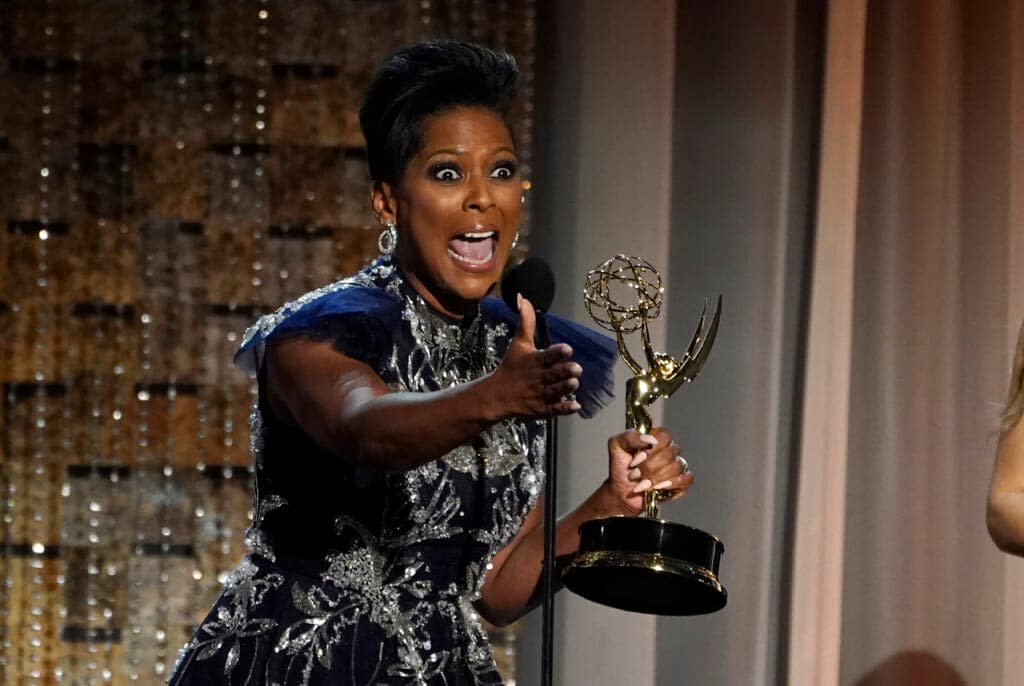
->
[371,181,398,224]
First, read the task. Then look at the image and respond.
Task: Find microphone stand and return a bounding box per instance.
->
[537,314,557,686]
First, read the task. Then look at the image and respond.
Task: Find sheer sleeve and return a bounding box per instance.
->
[234,285,402,374]
[480,297,617,418]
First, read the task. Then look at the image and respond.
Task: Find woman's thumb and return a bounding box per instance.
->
[515,293,537,347]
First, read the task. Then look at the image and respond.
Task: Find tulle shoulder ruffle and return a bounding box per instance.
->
[234,281,402,374]
[232,265,618,419]
[479,297,617,419]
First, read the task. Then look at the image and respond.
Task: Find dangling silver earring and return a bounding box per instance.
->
[378,219,397,255]
[511,231,520,250]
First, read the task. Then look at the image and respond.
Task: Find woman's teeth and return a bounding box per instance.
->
[448,231,496,265]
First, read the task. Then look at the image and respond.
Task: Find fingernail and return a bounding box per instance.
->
[638,434,658,447]
[628,452,647,468]
[631,479,652,494]
[654,480,673,490]
[627,468,642,480]
[517,293,523,308]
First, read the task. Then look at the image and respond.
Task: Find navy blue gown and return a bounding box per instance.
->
[167,256,615,686]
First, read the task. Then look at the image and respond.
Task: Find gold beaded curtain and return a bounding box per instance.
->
[0,1,536,684]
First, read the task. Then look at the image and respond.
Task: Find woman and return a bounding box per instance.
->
[987,317,1024,554]
[169,42,692,685]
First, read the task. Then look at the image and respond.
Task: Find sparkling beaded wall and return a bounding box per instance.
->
[0,2,536,683]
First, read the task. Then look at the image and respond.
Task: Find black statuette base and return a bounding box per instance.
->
[563,516,727,616]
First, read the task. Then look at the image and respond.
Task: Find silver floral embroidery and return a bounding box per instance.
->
[477,419,532,477]
[241,406,287,564]
[440,444,480,478]
[387,465,463,548]
[273,517,456,685]
[473,424,547,601]
[175,260,547,686]
[243,492,285,563]
[249,404,265,467]
[184,558,285,686]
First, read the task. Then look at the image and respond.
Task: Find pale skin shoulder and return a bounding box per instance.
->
[987,418,1024,555]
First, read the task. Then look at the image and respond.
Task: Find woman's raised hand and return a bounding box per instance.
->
[604,427,694,516]
[492,295,583,418]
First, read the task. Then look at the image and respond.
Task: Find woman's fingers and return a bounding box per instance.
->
[497,304,586,417]
[643,433,680,469]
[541,343,574,366]
[501,304,587,418]
[628,458,691,487]
[624,428,694,494]
[542,378,579,403]
[646,427,673,449]
[540,358,580,383]
[648,455,693,485]
[550,396,582,415]
[652,472,696,501]
[537,350,581,414]
[610,428,659,454]
[541,362,581,393]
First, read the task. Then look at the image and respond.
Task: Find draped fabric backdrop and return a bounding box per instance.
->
[837,1,1024,684]
[789,0,1024,684]
[528,1,1024,685]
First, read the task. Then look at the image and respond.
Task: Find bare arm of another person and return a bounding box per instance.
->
[265,296,581,473]
[987,319,1024,554]
[989,421,1024,554]
[477,427,694,626]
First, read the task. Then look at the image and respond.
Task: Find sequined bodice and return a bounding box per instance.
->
[251,258,545,558]
[228,259,544,683]
[170,257,614,686]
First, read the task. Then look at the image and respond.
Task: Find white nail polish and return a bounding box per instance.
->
[628,452,647,468]
[631,479,652,494]
[638,434,658,447]
[654,480,673,491]
[627,468,642,480]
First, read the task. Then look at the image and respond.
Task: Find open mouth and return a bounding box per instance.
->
[448,230,497,269]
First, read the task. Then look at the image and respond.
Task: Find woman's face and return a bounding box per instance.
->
[374,106,522,318]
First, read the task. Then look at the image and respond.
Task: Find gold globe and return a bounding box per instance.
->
[583,254,664,334]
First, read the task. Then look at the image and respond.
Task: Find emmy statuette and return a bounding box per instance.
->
[562,255,727,615]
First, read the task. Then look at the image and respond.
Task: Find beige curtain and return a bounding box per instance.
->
[792,1,1024,684]
[528,1,1023,683]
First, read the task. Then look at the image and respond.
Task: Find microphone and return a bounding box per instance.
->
[501,255,559,686]
[500,257,556,346]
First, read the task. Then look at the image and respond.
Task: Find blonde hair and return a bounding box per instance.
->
[1004,318,1024,434]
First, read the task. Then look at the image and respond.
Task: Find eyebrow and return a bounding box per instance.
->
[425,146,517,159]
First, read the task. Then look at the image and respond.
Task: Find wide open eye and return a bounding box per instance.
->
[490,160,518,180]
[429,162,462,183]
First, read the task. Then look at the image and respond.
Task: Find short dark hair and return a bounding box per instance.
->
[359,41,519,184]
